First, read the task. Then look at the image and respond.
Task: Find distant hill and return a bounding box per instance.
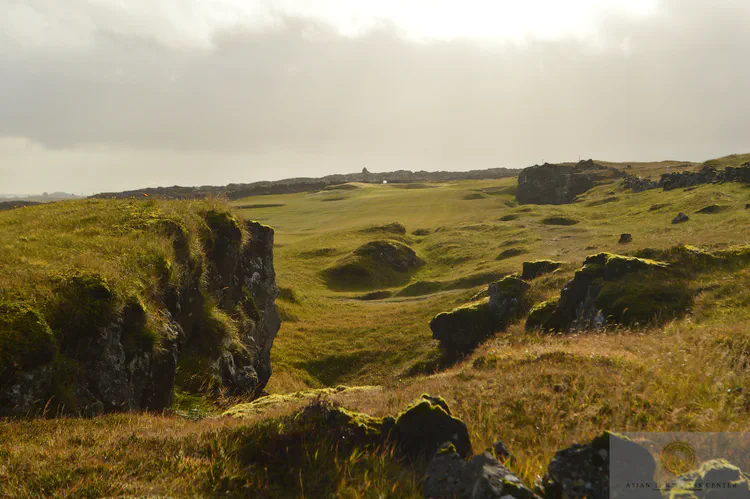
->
[0,192,83,202]
[91,167,520,200]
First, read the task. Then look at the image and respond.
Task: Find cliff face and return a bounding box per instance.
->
[516,163,595,205]
[0,210,280,417]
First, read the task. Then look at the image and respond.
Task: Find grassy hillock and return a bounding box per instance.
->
[3,157,750,497]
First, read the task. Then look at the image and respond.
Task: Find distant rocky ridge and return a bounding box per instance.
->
[91,167,520,200]
[516,159,750,205]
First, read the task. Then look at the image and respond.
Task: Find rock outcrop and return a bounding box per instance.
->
[288,394,472,461]
[671,459,750,498]
[424,445,539,499]
[623,162,750,193]
[525,253,693,332]
[516,163,595,205]
[0,213,280,417]
[431,277,530,353]
[395,394,473,460]
[541,432,659,499]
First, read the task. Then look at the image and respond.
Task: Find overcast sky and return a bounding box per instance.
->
[1,0,749,194]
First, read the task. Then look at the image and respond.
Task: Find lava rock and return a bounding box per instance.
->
[618,233,633,244]
[542,432,659,499]
[672,212,690,224]
[671,459,750,498]
[424,444,539,499]
[395,394,472,459]
[431,277,529,353]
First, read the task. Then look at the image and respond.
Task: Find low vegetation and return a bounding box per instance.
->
[3,155,750,496]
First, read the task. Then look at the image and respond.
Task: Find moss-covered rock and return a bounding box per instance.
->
[525,298,564,332]
[670,459,750,499]
[521,260,563,280]
[395,394,472,459]
[430,300,494,353]
[552,252,690,330]
[292,400,395,449]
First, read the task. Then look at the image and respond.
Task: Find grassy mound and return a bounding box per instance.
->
[323,239,423,290]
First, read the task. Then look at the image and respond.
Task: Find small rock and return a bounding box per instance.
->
[618,233,632,244]
[672,212,690,224]
[424,446,540,498]
[745,203,749,209]
[489,439,513,463]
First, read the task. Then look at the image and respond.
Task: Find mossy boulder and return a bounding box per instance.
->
[395,394,472,459]
[292,399,395,450]
[670,459,750,499]
[488,277,531,329]
[553,252,692,330]
[430,300,495,353]
[525,299,564,332]
[542,431,659,499]
[324,240,423,290]
[431,277,529,353]
[521,260,563,280]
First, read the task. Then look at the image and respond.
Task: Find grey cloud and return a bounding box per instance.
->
[1,0,750,193]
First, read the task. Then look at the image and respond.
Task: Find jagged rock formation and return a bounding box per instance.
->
[525,253,693,332]
[431,277,530,353]
[516,163,595,205]
[0,213,280,417]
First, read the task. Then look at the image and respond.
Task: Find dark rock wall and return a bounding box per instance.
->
[0,218,280,417]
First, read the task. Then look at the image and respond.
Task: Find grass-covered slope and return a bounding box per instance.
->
[0,198,277,415]
[232,165,750,391]
[4,156,750,497]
